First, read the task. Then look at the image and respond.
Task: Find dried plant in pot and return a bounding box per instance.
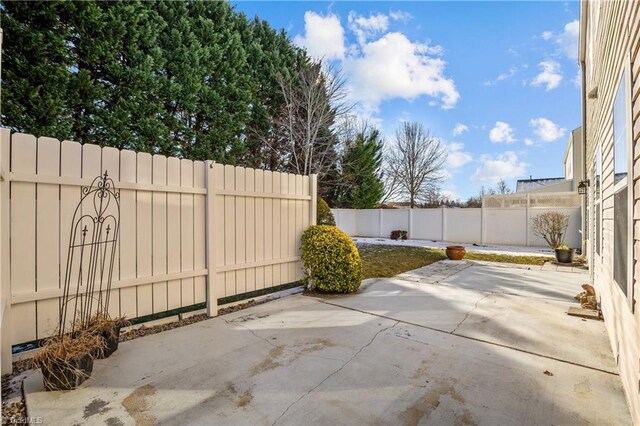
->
[87,313,130,359]
[33,332,104,391]
[554,243,575,264]
[390,230,408,240]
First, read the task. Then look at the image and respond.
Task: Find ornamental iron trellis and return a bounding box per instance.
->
[59,171,120,336]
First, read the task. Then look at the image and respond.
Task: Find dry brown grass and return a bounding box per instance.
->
[357,244,552,279]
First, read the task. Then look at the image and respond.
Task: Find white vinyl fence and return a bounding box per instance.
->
[0,129,317,373]
[333,193,581,249]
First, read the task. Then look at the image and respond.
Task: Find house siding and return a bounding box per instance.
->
[583,0,640,423]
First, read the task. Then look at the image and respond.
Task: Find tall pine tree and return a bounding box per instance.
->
[333,128,385,209]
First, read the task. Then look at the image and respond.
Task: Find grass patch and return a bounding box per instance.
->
[462,251,550,266]
[357,244,552,279]
[357,245,446,279]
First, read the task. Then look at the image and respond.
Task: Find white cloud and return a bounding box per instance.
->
[440,190,459,201]
[344,32,459,111]
[541,31,554,41]
[531,60,563,90]
[497,67,517,81]
[452,123,469,136]
[484,66,517,86]
[489,121,516,144]
[471,151,528,183]
[524,138,535,146]
[389,10,413,22]
[556,20,579,60]
[541,20,579,60]
[348,12,389,45]
[293,12,346,60]
[447,143,472,168]
[530,117,566,142]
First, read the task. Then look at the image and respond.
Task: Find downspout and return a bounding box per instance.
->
[578,0,589,267]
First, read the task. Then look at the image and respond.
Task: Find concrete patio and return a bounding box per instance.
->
[24,261,631,425]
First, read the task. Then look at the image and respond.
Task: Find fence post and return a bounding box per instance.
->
[408,209,413,239]
[309,174,317,225]
[205,161,218,317]
[480,206,486,244]
[1,129,12,374]
[441,208,447,242]
[378,209,383,238]
[525,193,531,247]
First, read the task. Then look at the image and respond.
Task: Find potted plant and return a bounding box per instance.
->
[390,230,408,240]
[87,313,129,359]
[446,245,466,260]
[33,331,104,391]
[531,211,570,258]
[554,243,575,264]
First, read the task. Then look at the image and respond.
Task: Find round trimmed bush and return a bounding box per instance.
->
[317,197,335,226]
[301,225,362,293]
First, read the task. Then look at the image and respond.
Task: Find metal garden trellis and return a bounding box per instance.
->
[59,171,120,336]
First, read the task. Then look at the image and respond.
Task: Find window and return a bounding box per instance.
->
[612,70,630,299]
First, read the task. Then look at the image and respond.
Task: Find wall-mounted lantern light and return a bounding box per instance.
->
[577,179,590,195]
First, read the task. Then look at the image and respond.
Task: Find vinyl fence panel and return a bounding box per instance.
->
[0,130,317,374]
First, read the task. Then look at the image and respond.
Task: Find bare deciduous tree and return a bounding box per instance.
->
[384,122,447,208]
[272,61,353,178]
[494,179,513,194]
[531,211,569,248]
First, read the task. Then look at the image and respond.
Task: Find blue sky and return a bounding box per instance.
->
[233,1,581,200]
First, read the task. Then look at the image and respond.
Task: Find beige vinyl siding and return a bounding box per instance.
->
[584,0,639,422]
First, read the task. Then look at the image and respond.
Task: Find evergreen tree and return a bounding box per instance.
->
[0,0,329,173]
[334,128,385,209]
[1,1,74,138]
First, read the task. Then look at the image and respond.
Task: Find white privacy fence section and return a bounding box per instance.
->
[0,130,317,373]
[333,202,581,249]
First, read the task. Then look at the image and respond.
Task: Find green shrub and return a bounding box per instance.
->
[301,225,362,293]
[317,197,336,226]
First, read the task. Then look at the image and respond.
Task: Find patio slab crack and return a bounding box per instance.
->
[450,293,492,334]
[318,300,618,376]
[271,321,399,425]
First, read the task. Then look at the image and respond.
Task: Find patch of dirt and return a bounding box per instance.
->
[574,379,591,397]
[120,314,210,342]
[294,338,335,354]
[105,417,125,426]
[237,390,253,408]
[122,384,157,426]
[83,398,111,419]
[250,346,284,375]
[400,382,476,426]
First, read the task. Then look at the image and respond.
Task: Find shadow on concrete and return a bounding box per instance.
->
[23,262,631,425]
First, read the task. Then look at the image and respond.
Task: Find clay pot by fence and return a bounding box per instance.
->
[446,246,466,261]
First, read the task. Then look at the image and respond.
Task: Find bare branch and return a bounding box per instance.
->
[383,122,447,208]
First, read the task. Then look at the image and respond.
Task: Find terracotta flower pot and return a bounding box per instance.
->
[446,245,466,260]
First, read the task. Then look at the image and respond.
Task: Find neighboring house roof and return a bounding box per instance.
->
[515,177,565,193]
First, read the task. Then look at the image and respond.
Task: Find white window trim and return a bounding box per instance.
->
[611,56,634,310]
[593,144,602,263]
